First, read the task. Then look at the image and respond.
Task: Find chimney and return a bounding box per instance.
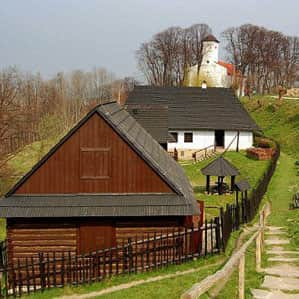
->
[202,81,207,89]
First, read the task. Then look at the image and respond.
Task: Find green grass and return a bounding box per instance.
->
[200,94,299,298]
[23,230,241,299]
[181,151,270,219]
[0,138,58,197]
[214,153,299,298]
[24,256,223,299]
[242,96,299,159]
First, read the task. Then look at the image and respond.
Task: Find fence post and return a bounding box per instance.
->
[128,238,133,273]
[238,253,245,299]
[220,207,225,251]
[214,217,220,252]
[256,231,262,272]
[39,253,46,292]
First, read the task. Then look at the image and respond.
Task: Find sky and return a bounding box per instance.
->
[1,0,299,80]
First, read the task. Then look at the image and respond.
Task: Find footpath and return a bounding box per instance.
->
[251,225,299,299]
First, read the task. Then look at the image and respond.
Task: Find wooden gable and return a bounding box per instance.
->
[13,113,173,194]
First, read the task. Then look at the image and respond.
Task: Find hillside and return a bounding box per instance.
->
[241,96,299,158]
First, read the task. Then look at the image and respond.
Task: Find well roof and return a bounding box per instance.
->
[201,156,240,177]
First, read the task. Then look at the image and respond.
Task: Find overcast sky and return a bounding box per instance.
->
[1,0,299,80]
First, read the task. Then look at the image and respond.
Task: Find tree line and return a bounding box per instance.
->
[223,24,299,94]
[0,66,135,157]
[137,23,299,93]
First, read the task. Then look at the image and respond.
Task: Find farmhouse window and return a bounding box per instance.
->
[80,147,110,179]
[184,132,193,143]
[170,132,178,143]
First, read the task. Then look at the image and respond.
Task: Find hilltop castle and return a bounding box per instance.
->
[186,35,244,96]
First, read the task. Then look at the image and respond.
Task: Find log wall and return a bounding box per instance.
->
[7,217,185,264]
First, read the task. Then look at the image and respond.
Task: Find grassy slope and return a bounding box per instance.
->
[0,139,57,196]
[215,95,299,298]
[217,153,298,298]
[181,151,270,219]
[241,96,299,159]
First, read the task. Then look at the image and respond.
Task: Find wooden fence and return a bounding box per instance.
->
[0,220,223,297]
[181,202,271,299]
[221,141,280,248]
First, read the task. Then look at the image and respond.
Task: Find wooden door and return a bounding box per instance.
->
[79,224,115,254]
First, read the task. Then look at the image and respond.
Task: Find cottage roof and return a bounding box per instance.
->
[201,156,240,177]
[0,194,192,217]
[127,104,171,144]
[125,87,260,143]
[2,101,199,217]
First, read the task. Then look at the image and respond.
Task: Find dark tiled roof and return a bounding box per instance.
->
[201,156,240,176]
[125,104,170,144]
[3,101,199,217]
[0,194,192,217]
[235,179,251,192]
[125,86,259,136]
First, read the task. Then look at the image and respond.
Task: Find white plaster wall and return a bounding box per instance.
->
[187,63,231,88]
[168,131,215,150]
[168,130,253,151]
[202,41,219,63]
[224,131,253,150]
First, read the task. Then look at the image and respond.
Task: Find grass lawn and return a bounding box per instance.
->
[209,95,299,298]
[214,152,299,298]
[24,256,223,299]
[22,231,241,299]
[181,151,270,219]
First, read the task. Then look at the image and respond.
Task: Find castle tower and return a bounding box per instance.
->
[201,35,220,65]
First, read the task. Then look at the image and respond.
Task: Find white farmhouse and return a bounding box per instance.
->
[186,35,244,97]
[125,86,259,160]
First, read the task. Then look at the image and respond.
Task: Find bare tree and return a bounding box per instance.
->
[137,24,212,86]
[0,67,21,153]
[222,24,299,94]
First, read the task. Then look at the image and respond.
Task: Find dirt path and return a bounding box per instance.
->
[251,226,299,299]
[56,260,224,299]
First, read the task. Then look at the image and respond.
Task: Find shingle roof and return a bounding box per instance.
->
[0,194,192,217]
[2,101,199,217]
[125,87,260,139]
[125,104,170,144]
[201,156,240,177]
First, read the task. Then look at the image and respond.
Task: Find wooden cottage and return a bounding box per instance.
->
[0,101,199,263]
[125,86,260,159]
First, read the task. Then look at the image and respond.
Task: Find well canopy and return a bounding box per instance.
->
[201,156,240,177]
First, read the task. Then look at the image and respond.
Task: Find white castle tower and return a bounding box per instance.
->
[186,34,233,89]
[201,35,220,66]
